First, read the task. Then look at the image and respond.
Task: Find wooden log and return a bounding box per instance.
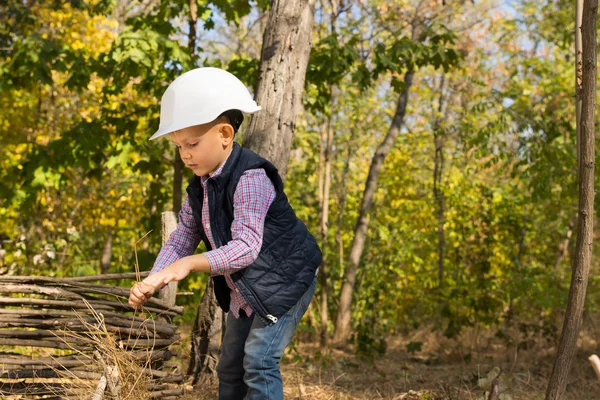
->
[150,388,184,398]
[147,383,169,391]
[0,334,178,351]
[0,325,157,340]
[0,381,68,394]
[0,296,180,316]
[0,338,91,351]
[0,368,102,380]
[0,308,178,333]
[0,356,90,368]
[0,296,114,311]
[77,297,181,316]
[66,283,180,312]
[131,348,173,362]
[116,336,179,349]
[63,272,150,281]
[589,354,600,380]
[0,367,183,382]
[0,314,169,335]
[0,282,183,313]
[149,373,185,383]
[0,284,86,301]
[95,350,121,399]
[0,349,172,367]
[92,375,107,400]
[488,379,501,400]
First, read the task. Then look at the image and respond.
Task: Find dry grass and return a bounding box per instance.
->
[52,299,155,399]
[175,324,600,400]
[11,299,159,399]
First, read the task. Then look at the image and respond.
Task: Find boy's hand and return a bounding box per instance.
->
[129,281,154,310]
[128,259,192,310]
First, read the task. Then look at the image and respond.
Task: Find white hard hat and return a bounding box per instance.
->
[149,67,262,140]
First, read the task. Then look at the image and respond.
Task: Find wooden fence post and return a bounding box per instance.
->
[158,211,178,308]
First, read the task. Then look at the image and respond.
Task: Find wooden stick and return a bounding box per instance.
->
[0,338,91,351]
[0,349,172,367]
[0,325,158,339]
[92,375,107,400]
[0,368,102,380]
[0,366,184,382]
[487,379,500,400]
[63,272,150,281]
[0,314,171,334]
[150,388,185,398]
[0,282,182,313]
[0,334,178,350]
[0,296,114,311]
[589,354,600,380]
[116,336,180,349]
[0,296,180,316]
[0,308,178,332]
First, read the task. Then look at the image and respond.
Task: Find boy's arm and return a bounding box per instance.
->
[149,194,202,278]
[204,168,276,276]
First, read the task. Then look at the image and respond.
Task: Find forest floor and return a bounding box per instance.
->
[174,323,600,400]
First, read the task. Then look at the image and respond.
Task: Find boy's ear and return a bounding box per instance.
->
[219,123,235,145]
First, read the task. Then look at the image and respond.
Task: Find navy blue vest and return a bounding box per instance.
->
[185,142,322,324]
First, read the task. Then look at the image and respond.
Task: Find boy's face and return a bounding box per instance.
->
[169,117,234,177]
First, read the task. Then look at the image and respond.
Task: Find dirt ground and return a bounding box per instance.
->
[172,324,600,400]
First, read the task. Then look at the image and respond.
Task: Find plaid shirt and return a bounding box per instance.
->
[150,148,276,318]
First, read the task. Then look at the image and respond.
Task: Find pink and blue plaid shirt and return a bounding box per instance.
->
[150,148,276,318]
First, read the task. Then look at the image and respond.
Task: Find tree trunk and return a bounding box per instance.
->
[172,0,197,215]
[432,75,447,288]
[173,150,184,214]
[319,86,335,346]
[187,278,223,384]
[553,216,575,277]
[335,128,358,294]
[545,0,597,397]
[575,0,584,171]
[332,71,414,347]
[243,0,317,179]
[100,228,112,275]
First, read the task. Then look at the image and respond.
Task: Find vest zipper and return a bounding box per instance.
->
[238,277,278,324]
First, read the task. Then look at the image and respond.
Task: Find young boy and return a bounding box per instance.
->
[128,67,322,400]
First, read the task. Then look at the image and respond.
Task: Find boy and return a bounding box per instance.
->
[128,67,322,400]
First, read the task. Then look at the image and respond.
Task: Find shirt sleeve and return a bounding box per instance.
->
[205,168,276,276]
[150,194,202,277]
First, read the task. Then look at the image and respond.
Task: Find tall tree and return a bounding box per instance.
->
[432,75,447,288]
[332,70,415,346]
[331,5,462,345]
[243,0,317,178]
[545,0,597,397]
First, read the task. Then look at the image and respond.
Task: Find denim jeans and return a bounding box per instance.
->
[216,276,317,400]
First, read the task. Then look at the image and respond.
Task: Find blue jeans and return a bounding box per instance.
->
[216,276,317,400]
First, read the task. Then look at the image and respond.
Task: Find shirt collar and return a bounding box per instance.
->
[200,146,234,185]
